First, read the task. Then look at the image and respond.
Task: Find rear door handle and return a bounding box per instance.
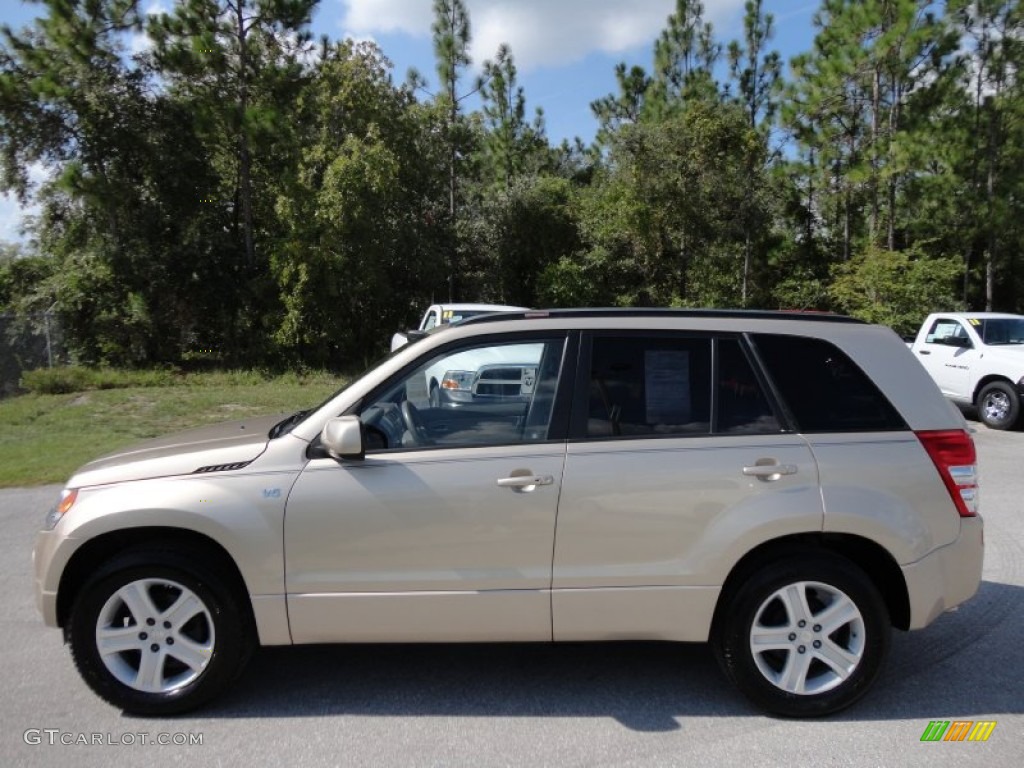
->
[497,474,554,491]
[742,461,798,482]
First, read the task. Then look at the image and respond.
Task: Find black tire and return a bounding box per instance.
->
[713,554,889,717]
[68,549,252,715]
[977,381,1020,430]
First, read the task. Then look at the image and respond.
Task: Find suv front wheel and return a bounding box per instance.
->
[714,555,890,717]
[68,549,251,715]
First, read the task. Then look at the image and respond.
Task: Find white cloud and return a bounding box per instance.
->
[340,0,745,72]
[340,0,435,36]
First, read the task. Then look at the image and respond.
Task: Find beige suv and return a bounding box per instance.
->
[33,310,984,717]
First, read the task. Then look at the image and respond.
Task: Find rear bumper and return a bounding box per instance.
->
[902,516,984,629]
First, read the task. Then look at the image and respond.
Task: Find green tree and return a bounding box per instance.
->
[784,0,956,266]
[147,0,315,271]
[428,0,474,301]
[830,245,963,335]
[946,0,1023,310]
[478,44,545,190]
[566,100,769,308]
[272,41,446,366]
[590,63,651,143]
[592,0,721,140]
[726,0,782,304]
[479,175,580,307]
[727,0,781,131]
[0,0,221,364]
[648,0,721,112]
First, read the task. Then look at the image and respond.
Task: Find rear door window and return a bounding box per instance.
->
[575,334,790,439]
[582,335,712,437]
[716,338,781,434]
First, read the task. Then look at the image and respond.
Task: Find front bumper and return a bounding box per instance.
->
[33,527,67,628]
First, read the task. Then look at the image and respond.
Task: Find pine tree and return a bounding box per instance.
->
[478,44,545,190]
[430,0,473,301]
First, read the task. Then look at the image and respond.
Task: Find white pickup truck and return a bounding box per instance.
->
[389,303,527,352]
[908,312,1024,429]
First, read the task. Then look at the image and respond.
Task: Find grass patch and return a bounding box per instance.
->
[0,371,346,487]
[19,365,339,395]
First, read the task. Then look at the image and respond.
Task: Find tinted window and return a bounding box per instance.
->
[751,334,905,432]
[717,339,781,434]
[586,336,711,437]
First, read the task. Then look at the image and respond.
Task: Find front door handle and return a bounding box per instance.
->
[918,350,931,355]
[742,460,798,482]
[497,472,554,492]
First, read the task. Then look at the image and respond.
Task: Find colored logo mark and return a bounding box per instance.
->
[920,720,997,742]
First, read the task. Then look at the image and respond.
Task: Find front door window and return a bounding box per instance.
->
[359,338,567,451]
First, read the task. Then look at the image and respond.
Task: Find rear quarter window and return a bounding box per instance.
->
[751,334,907,433]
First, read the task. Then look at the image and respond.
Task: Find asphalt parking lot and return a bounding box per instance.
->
[2,424,1021,767]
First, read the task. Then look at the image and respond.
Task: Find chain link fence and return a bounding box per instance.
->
[0,311,67,398]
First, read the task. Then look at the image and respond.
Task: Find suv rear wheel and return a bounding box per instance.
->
[68,549,251,715]
[714,555,889,717]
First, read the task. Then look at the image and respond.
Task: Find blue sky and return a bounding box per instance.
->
[0,0,821,243]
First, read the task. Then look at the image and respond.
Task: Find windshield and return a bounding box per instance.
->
[979,318,1024,345]
[446,310,490,323]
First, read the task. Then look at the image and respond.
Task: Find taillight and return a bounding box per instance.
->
[916,430,979,517]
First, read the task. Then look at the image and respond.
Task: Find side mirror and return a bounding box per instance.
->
[321,416,364,460]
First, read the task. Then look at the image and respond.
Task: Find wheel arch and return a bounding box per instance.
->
[711,533,911,637]
[56,527,255,636]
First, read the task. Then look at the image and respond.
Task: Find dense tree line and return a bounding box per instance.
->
[1,0,1022,369]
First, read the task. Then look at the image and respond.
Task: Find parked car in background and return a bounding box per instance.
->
[390,303,528,352]
[35,309,983,718]
[908,312,1024,429]
[427,347,541,410]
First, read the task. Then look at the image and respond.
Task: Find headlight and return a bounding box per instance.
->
[441,371,474,392]
[44,488,78,531]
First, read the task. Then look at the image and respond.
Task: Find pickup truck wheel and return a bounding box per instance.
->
[978,381,1019,430]
[714,555,889,717]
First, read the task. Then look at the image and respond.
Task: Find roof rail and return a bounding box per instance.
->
[456,308,864,326]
